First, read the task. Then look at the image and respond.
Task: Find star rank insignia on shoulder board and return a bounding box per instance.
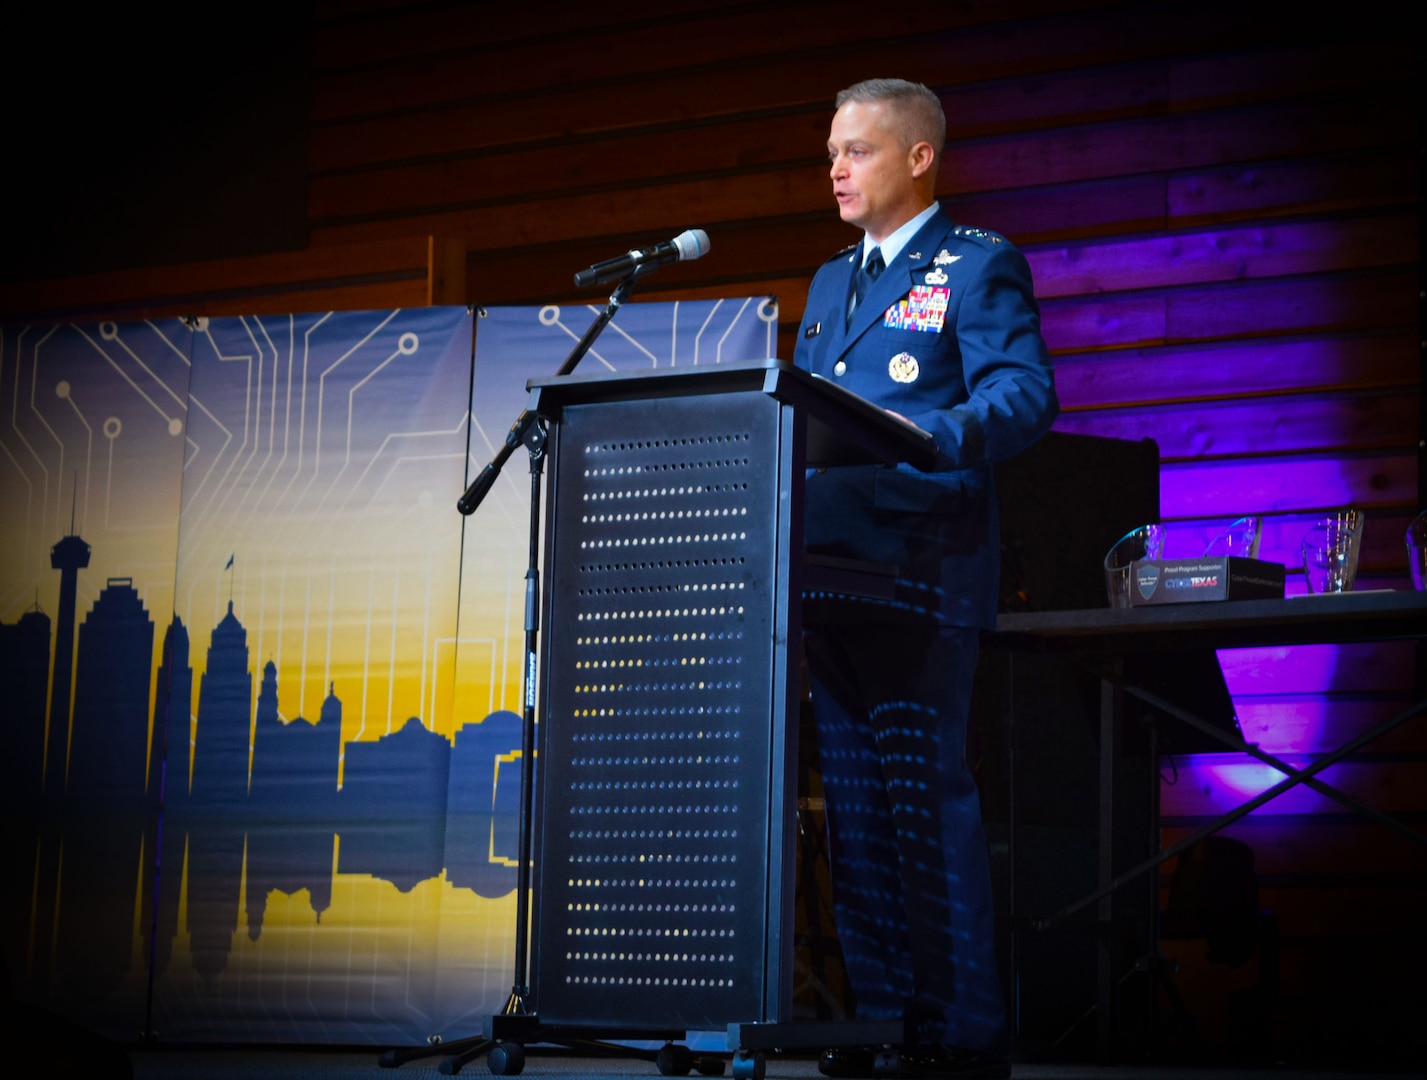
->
[952,225,1005,244]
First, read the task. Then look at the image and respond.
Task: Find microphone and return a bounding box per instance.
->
[574,229,710,288]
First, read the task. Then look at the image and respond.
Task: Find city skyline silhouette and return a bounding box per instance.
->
[1,526,524,1015]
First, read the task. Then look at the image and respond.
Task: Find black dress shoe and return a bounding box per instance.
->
[818,1046,876,1078]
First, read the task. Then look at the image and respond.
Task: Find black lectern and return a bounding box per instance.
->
[515,360,934,1067]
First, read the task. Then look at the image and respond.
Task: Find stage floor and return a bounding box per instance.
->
[125,1048,1424,1080]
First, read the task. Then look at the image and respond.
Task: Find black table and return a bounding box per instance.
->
[983,590,1427,1061]
[991,589,1427,653]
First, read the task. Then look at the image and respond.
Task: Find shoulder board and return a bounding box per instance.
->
[950,225,1007,246]
[823,243,859,265]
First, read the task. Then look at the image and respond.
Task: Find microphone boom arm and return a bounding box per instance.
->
[456,266,649,516]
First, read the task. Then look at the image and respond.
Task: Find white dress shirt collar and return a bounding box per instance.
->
[862,203,939,268]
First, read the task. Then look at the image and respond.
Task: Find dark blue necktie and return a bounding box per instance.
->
[848,247,885,327]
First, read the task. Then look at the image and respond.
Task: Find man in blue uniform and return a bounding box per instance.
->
[795,79,1058,1079]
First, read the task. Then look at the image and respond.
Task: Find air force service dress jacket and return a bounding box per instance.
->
[793,207,1059,628]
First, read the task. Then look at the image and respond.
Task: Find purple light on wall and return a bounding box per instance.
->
[1198,760,1288,804]
[1213,644,1340,757]
[1050,337,1418,412]
[1159,457,1411,521]
[1165,755,1377,818]
[1218,643,1399,697]
[1233,698,1331,755]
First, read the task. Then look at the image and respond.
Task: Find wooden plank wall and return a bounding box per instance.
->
[3,0,1421,1063]
[0,236,466,321]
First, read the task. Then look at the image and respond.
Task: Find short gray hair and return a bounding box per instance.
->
[835,78,946,156]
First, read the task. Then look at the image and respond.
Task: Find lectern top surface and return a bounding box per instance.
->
[526,358,938,472]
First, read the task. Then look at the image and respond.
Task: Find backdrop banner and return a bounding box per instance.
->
[0,298,776,1045]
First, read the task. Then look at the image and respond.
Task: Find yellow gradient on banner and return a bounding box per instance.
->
[158,832,517,1033]
[176,501,467,762]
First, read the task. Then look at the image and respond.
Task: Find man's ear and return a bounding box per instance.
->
[908,140,936,180]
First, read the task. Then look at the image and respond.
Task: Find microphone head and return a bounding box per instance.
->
[673,229,711,262]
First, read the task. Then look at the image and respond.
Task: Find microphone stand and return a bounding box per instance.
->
[455,268,644,1068]
[385,268,722,1076]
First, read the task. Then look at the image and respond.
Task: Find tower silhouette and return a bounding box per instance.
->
[150,615,194,807]
[0,605,52,812]
[191,601,252,813]
[250,667,342,816]
[50,579,154,1007]
[46,531,91,796]
[68,577,154,805]
[146,614,193,977]
[0,605,53,978]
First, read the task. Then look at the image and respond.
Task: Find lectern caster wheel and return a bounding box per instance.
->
[731,1050,765,1080]
[488,1042,525,1075]
[873,1049,900,1078]
[657,1044,694,1076]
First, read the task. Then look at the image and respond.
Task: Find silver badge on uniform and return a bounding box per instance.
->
[888,353,919,383]
[934,249,960,265]
[924,267,948,286]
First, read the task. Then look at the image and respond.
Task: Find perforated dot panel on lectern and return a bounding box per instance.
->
[532,388,789,1030]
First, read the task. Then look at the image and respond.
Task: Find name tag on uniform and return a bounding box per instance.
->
[883,286,950,333]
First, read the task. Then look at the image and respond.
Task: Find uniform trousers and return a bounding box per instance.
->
[805,621,1006,1055]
